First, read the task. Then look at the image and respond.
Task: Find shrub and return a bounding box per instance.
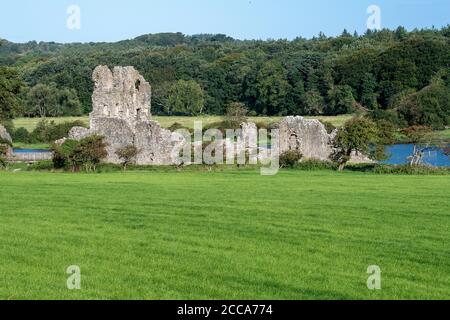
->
[30,119,87,143]
[12,127,30,143]
[51,139,80,171]
[74,135,108,172]
[223,102,248,129]
[279,150,303,168]
[0,156,7,169]
[115,145,140,171]
[27,160,54,171]
[0,137,12,148]
[297,159,338,171]
[320,121,337,134]
[0,145,8,169]
[371,164,449,175]
[331,117,386,170]
[51,136,108,172]
[344,163,449,175]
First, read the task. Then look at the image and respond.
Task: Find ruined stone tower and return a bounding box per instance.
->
[69,66,182,165]
[90,66,151,130]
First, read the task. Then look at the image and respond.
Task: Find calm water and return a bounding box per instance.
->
[383,144,450,167]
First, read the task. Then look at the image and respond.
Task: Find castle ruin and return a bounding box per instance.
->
[66,66,371,166]
[279,116,335,160]
[0,124,13,158]
[69,66,181,165]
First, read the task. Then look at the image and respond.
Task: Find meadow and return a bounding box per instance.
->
[12,115,352,131]
[1,169,449,299]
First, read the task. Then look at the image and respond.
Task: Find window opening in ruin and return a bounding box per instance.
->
[289,134,299,150]
[135,80,141,90]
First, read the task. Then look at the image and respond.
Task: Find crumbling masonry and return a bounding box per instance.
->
[69,66,181,165]
[0,124,13,158]
[66,66,371,166]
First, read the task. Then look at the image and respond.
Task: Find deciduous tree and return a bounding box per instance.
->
[331,117,386,171]
[167,80,204,115]
[0,67,23,121]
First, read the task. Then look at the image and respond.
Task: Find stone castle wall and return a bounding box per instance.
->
[279,116,335,161]
[0,124,13,157]
[69,66,178,165]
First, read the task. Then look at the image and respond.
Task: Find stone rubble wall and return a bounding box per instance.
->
[278,116,372,163]
[134,120,178,165]
[279,116,334,161]
[0,124,13,157]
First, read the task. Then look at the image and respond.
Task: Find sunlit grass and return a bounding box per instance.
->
[12,117,89,131]
[13,115,352,132]
[12,142,51,150]
[0,170,449,299]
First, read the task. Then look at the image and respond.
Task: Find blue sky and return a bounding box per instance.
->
[1,0,449,43]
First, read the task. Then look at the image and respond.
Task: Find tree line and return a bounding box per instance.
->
[0,27,449,129]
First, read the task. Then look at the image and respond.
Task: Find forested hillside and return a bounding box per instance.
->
[1,27,449,128]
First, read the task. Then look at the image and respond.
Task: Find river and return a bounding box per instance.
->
[383,144,450,167]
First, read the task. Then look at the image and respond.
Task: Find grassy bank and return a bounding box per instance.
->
[0,170,449,299]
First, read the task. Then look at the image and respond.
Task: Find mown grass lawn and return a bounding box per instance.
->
[0,170,449,300]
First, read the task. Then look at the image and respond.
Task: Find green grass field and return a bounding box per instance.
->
[1,169,449,300]
[12,117,89,131]
[12,115,352,131]
[441,129,450,140]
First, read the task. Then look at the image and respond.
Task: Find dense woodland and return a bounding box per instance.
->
[1,27,450,129]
